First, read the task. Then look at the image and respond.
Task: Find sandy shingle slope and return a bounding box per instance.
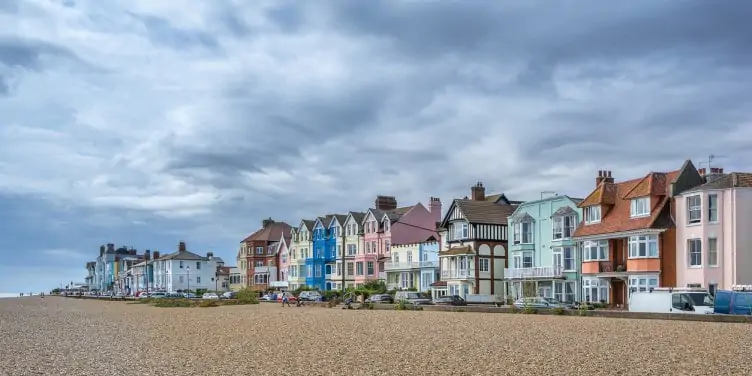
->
[0,297,750,376]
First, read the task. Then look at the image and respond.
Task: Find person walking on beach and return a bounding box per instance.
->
[281,293,290,307]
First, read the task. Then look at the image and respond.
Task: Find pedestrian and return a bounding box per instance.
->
[282,293,289,307]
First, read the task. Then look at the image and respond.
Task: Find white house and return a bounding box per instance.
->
[150,242,224,292]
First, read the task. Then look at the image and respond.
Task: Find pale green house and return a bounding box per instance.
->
[505,195,583,303]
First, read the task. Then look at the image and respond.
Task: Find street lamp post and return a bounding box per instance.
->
[187,266,191,293]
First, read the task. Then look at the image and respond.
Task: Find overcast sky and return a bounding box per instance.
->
[1,0,751,293]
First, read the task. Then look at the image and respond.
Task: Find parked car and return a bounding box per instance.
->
[434,295,467,306]
[513,297,574,310]
[298,291,322,302]
[182,292,197,299]
[202,293,219,300]
[277,291,297,303]
[394,291,432,305]
[366,294,394,304]
[147,292,167,299]
[261,293,277,301]
[221,291,237,300]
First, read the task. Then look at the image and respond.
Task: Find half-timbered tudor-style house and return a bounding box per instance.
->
[435,182,519,299]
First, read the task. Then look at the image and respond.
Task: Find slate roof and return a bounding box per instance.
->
[573,164,690,238]
[157,250,206,261]
[551,206,578,218]
[511,212,535,223]
[241,221,292,243]
[299,220,315,231]
[330,214,349,227]
[348,211,366,225]
[453,199,517,225]
[683,172,752,193]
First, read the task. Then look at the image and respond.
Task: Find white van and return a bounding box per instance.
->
[628,287,714,314]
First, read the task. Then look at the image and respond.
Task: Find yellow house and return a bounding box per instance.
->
[341,212,366,290]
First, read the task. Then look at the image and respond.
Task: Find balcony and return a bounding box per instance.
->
[503,266,564,280]
[254,266,276,274]
[440,269,473,279]
[383,261,439,271]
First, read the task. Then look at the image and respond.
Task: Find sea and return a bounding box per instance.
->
[0,293,22,299]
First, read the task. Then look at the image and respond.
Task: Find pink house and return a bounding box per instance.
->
[675,169,752,294]
[355,195,442,286]
[276,233,290,289]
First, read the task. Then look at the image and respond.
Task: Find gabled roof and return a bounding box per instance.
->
[241,221,292,243]
[328,214,348,228]
[344,211,366,227]
[298,219,315,232]
[441,199,517,226]
[551,206,578,218]
[157,250,205,261]
[510,212,535,223]
[682,172,752,193]
[573,162,697,239]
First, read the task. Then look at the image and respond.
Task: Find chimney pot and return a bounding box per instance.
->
[262,217,274,228]
[470,181,486,201]
[153,251,160,259]
[178,242,186,253]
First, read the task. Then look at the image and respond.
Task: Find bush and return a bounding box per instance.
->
[235,288,260,305]
[198,299,220,308]
[521,306,537,314]
[132,298,152,304]
[394,300,409,310]
[152,299,193,308]
[552,307,566,315]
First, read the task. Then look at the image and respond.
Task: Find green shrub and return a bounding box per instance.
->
[235,288,260,305]
[132,298,152,304]
[521,306,537,314]
[151,299,193,308]
[198,299,220,308]
[394,300,409,310]
[552,307,566,315]
[578,303,589,316]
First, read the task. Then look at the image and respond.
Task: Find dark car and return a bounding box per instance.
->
[366,294,394,304]
[434,295,467,306]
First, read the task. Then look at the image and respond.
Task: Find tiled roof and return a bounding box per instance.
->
[330,214,349,227]
[551,206,577,217]
[510,212,535,223]
[318,216,333,228]
[453,199,517,225]
[683,172,752,192]
[430,280,447,287]
[242,222,292,243]
[157,250,206,261]
[439,245,474,256]
[348,212,366,225]
[299,220,315,231]
[217,266,231,275]
[574,169,682,238]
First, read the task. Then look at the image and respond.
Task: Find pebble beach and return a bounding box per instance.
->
[1,297,751,376]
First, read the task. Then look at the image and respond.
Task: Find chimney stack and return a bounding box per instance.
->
[106,244,115,253]
[470,182,485,201]
[99,245,105,257]
[262,217,274,228]
[375,195,398,211]
[144,250,151,261]
[152,251,160,260]
[178,242,186,253]
[429,197,442,224]
[595,170,614,186]
[207,252,214,260]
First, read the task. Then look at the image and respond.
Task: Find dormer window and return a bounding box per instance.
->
[513,222,533,244]
[630,197,650,218]
[553,215,576,240]
[452,222,469,240]
[384,221,390,232]
[585,206,601,224]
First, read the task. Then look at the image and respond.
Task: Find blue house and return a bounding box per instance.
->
[306,216,332,289]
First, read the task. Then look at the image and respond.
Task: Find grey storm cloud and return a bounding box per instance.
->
[1,0,752,293]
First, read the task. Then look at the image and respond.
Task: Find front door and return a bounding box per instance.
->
[612,280,625,308]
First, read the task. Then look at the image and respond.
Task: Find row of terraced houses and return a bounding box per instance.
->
[148,159,751,307]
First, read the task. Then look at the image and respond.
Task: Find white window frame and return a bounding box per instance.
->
[256,246,263,255]
[582,240,609,261]
[628,235,659,258]
[628,276,659,294]
[356,262,364,276]
[367,261,374,276]
[708,238,718,267]
[708,194,718,222]
[513,222,534,244]
[552,215,576,240]
[347,244,357,256]
[521,251,533,268]
[315,264,322,278]
[688,238,702,267]
[407,252,412,262]
[585,206,601,224]
[630,197,650,218]
[346,262,354,276]
[563,247,575,271]
[582,278,609,304]
[453,222,469,240]
[479,258,490,272]
[687,195,701,224]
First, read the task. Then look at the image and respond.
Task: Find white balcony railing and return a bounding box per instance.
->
[383,261,439,271]
[440,269,473,279]
[503,266,564,280]
[254,266,276,274]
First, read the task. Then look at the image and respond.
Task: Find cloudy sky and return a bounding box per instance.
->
[1,0,751,292]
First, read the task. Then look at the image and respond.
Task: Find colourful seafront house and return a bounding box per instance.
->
[325,215,348,290]
[505,194,583,302]
[674,168,752,293]
[385,239,440,292]
[237,218,292,291]
[307,216,332,290]
[288,220,313,290]
[572,161,704,307]
[340,211,366,289]
[275,233,290,290]
[433,183,518,299]
[358,195,442,287]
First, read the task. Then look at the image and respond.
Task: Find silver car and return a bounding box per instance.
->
[513,297,573,309]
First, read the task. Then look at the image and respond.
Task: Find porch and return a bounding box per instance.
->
[507,280,579,303]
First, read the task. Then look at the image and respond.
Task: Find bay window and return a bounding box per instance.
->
[582,240,608,261]
[628,276,659,293]
[453,222,469,240]
[583,278,609,303]
[512,251,534,268]
[585,205,601,224]
[554,281,576,303]
[628,235,659,258]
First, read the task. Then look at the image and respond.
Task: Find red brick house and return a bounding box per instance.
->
[238,218,292,291]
